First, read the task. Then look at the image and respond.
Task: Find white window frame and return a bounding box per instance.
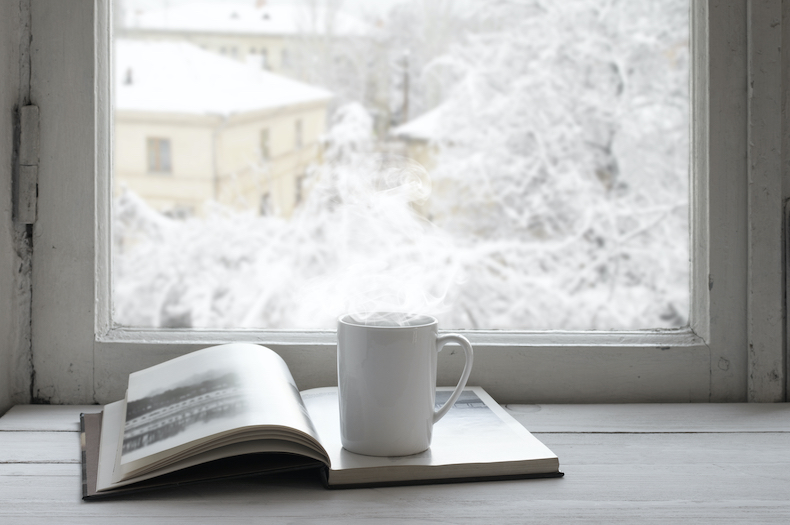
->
[27,0,787,404]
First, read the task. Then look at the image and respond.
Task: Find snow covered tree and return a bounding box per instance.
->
[424,0,689,329]
[112,0,690,331]
[113,103,458,329]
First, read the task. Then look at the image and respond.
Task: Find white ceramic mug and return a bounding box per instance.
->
[337,313,474,456]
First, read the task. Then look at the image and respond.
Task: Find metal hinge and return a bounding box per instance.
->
[15,105,39,225]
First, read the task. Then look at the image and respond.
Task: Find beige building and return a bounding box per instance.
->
[120,2,371,76]
[114,39,332,217]
[389,104,445,172]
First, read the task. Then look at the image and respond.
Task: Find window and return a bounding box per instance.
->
[260,194,272,216]
[114,1,691,333]
[260,129,270,160]
[23,2,787,405]
[295,173,305,206]
[146,138,172,173]
[294,120,302,150]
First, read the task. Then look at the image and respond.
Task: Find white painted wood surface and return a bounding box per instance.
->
[17,105,39,224]
[0,0,22,416]
[29,0,98,404]
[701,0,750,402]
[505,402,790,432]
[784,1,790,402]
[1,404,789,523]
[746,0,785,402]
[0,0,33,416]
[0,405,101,431]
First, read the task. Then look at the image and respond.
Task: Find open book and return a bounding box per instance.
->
[81,343,562,499]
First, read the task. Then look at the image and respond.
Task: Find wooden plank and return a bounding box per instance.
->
[785,0,790,402]
[506,403,790,433]
[0,432,80,463]
[1,403,787,525]
[1,434,790,523]
[538,432,790,465]
[704,0,749,403]
[5,403,790,436]
[746,0,785,402]
[29,0,98,404]
[95,342,713,405]
[0,0,20,416]
[0,0,32,417]
[0,426,790,524]
[2,420,788,468]
[0,405,100,431]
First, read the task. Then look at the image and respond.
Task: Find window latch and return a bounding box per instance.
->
[15,104,39,225]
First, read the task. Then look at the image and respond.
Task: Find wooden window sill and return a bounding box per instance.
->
[1,403,789,521]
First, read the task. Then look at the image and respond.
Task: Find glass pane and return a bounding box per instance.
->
[112,0,689,331]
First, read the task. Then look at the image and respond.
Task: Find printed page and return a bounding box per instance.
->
[118,343,322,479]
[301,386,559,485]
[95,398,326,493]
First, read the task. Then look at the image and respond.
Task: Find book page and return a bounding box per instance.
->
[95,399,326,494]
[301,386,559,485]
[119,343,322,476]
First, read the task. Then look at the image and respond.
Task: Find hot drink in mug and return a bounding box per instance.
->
[337,313,474,457]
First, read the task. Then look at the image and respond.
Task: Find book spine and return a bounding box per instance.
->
[80,413,88,500]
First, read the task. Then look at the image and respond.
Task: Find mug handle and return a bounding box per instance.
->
[433,334,474,424]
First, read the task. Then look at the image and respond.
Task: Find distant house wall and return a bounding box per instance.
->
[115,100,328,217]
[400,139,436,173]
[115,112,217,214]
[390,105,444,173]
[216,100,327,216]
[124,30,289,73]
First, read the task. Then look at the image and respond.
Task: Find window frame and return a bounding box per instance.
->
[27,0,786,404]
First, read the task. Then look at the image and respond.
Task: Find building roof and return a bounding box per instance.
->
[122,2,372,37]
[115,39,333,116]
[390,104,446,142]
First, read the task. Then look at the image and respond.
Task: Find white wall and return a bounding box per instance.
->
[0,0,31,416]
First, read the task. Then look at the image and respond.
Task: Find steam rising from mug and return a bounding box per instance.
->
[292,153,463,328]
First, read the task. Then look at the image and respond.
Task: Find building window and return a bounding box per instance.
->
[261,49,268,70]
[146,138,172,173]
[163,205,194,220]
[294,120,302,150]
[260,128,270,160]
[259,193,272,216]
[295,173,306,206]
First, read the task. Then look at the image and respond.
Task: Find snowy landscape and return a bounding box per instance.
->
[112,0,690,331]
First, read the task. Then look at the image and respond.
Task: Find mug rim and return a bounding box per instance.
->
[338,312,437,329]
